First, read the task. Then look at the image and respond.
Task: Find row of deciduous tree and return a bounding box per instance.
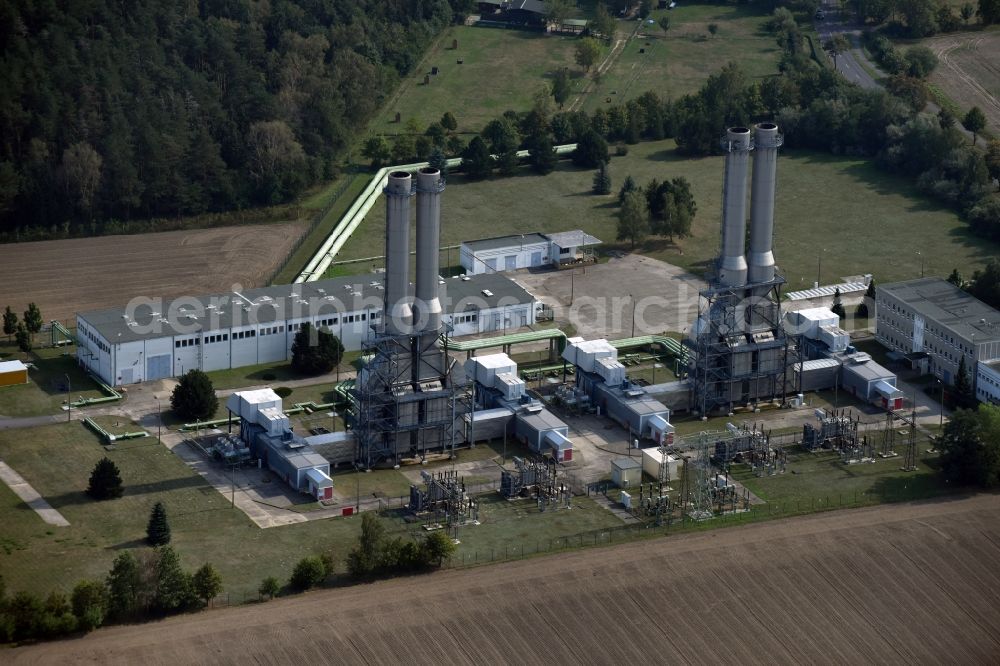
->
[0,547,222,644]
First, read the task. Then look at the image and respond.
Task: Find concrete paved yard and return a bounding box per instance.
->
[512,254,706,339]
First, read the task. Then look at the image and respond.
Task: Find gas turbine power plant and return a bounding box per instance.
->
[353,168,460,468]
[352,168,575,469]
[684,123,803,416]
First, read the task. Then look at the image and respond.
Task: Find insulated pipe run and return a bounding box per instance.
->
[384,171,413,334]
[718,127,752,287]
[747,122,783,284]
[415,167,444,334]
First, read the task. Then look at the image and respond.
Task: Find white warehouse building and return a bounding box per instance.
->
[460,230,601,274]
[76,272,536,386]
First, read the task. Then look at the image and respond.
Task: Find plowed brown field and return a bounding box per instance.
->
[9,494,1000,664]
[0,223,306,324]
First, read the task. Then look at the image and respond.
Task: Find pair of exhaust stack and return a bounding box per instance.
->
[384,167,444,336]
[718,122,783,288]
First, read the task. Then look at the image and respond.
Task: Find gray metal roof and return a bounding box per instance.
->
[78,272,534,344]
[516,406,567,433]
[612,457,641,470]
[840,356,894,383]
[879,277,1000,345]
[544,230,601,249]
[463,233,548,253]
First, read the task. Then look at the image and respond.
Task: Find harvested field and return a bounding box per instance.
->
[11,494,1000,664]
[925,30,1000,134]
[0,223,306,325]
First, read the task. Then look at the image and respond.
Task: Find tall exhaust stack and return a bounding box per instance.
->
[747,122,783,284]
[384,171,413,335]
[415,167,444,333]
[718,127,752,287]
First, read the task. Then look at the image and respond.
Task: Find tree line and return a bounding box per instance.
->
[0,0,471,238]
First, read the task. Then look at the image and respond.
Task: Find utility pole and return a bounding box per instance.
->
[156,397,162,441]
[630,294,636,338]
[332,408,338,433]
[65,374,71,422]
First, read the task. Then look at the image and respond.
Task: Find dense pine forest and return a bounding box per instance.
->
[0,0,468,237]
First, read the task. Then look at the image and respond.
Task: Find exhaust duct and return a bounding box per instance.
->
[383,171,413,335]
[747,123,783,284]
[415,167,444,334]
[718,127,752,288]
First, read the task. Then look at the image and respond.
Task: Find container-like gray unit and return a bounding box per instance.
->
[747,123,783,284]
[415,167,443,333]
[717,127,753,287]
[384,171,413,335]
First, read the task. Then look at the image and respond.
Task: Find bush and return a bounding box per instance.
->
[855,302,869,318]
[170,369,218,422]
[71,580,107,632]
[273,386,293,398]
[258,576,280,600]
[86,457,124,500]
[290,556,327,590]
[260,372,277,381]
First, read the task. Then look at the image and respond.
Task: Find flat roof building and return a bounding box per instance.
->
[76,272,536,386]
[460,230,601,275]
[876,277,1000,387]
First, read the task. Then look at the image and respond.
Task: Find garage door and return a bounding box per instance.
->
[531,251,542,266]
[505,255,517,271]
[485,257,497,272]
[146,354,171,381]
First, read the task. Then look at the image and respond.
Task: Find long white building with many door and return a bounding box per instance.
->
[76,273,536,386]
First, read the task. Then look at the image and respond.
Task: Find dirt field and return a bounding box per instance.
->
[926,30,1000,134]
[10,494,1000,664]
[0,223,307,325]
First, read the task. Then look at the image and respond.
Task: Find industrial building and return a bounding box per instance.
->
[75,271,535,387]
[464,352,573,462]
[875,277,1000,392]
[611,457,642,488]
[561,337,674,445]
[460,230,600,275]
[977,360,1000,405]
[0,360,28,387]
[786,306,903,410]
[226,389,333,500]
[683,124,802,415]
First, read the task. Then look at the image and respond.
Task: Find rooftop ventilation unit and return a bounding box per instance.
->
[482,289,494,297]
[461,276,471,281]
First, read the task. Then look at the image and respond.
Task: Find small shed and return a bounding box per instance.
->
[305,468,334,501]
[611,457,642,488]
[0,360,28,387]
[641,448,680,482]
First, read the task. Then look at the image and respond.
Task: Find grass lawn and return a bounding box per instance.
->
[0,342,104,418]
[331,138,1000,287]
[583,2,783,113]
[271,174,368,285]
[0,423,372,600]
[730,446,946,508]
[419,492,624,557]
[367,26,581,136]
